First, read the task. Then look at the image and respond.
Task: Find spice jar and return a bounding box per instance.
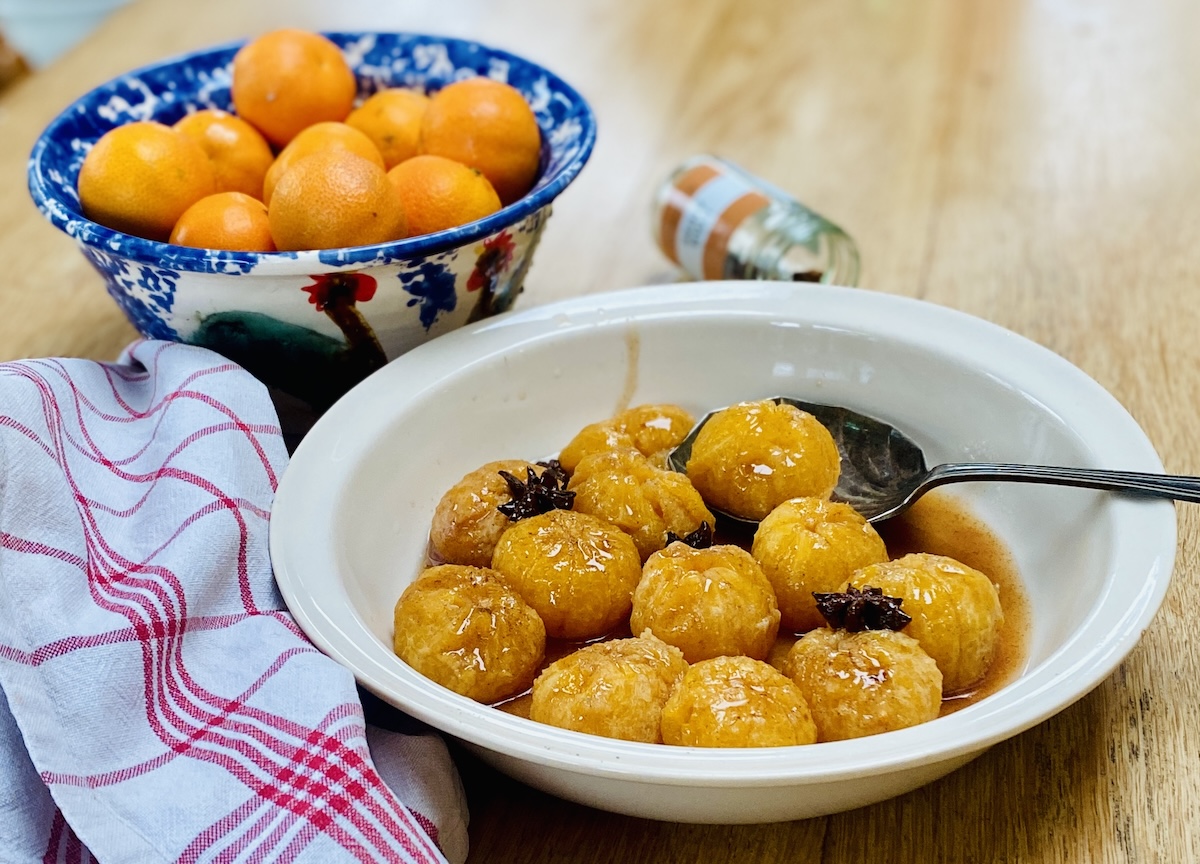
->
[652,155,859,285]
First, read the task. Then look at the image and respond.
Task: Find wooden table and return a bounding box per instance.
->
[3,0,1198,860]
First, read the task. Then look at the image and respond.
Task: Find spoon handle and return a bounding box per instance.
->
[923,463,1200,503]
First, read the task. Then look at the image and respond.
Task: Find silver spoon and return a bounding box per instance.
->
[668,396,1200,525]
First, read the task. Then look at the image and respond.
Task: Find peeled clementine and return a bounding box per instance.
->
[387,154,501,237]
[78,120,217,241]
[231,29,357,147]
[419,77,541,205]
[268,150,407,251]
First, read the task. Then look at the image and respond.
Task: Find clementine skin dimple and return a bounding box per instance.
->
[173,109,274,199]
[419,76,542,206]
[346,87,431,169]
[267,149,407,251]
[262,121,385,206]
[169,191,276,252]
[231,29,358,147]
[78,120,217,241]
[387,154,502,237]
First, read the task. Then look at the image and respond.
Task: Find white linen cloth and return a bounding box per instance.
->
[0,341,467,864]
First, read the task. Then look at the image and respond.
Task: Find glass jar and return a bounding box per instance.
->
[652,155,860,286]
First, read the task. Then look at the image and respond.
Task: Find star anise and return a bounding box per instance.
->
[497,459,575,521]
[812,585,912,632]
[665,521,714,549]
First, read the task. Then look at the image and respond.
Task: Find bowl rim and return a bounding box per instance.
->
[269,281,1177,786]
[26,31,597,274]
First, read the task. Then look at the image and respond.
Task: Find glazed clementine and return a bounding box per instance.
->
[231,29,357,147]
[387,154,501,236]
[419,77,541,205]
[346,88,430,169]
[261,121,384,206]
[78,120,217,241]
[268,150,407,251]
[174,109,274,198]
[169,191,276,252]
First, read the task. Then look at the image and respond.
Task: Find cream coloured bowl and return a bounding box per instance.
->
[269,281,1176,822]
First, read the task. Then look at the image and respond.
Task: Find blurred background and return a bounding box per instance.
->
[0,0,130,78]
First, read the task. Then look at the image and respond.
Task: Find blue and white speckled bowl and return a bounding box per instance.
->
[28,32,596,409]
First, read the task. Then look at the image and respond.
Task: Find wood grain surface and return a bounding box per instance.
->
[2,0,1197,861]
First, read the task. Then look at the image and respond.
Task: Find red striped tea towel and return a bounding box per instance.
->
[0,342,467,864]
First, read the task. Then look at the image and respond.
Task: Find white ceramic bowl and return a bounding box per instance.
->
[269,281,1176,822]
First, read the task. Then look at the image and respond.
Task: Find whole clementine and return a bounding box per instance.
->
[261,121,384,206]
[231,29,357,147]
[346,88,430,169]
[174,109,274,198]
[78,120,217,241]
[268,150,407,251]
[387,154,501,237]
[169,191,276,252]
[419,77,541,206]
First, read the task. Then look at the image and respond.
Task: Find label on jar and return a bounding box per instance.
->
[658,159,770,280]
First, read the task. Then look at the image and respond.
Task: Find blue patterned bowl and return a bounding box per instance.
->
[28,32,596,409]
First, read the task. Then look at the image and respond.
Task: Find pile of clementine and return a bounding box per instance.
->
[76,29,542,252]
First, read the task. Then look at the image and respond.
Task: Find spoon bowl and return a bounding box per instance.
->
[670,396,1200,525]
